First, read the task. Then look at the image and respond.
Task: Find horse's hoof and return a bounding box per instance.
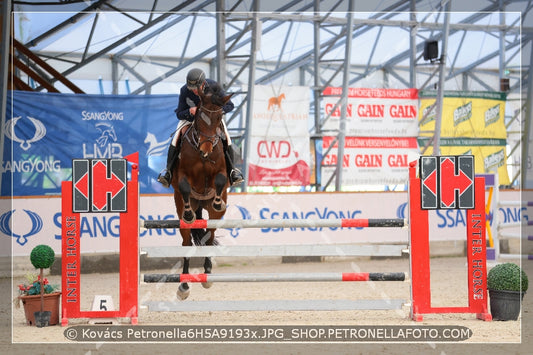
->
[212,200,226,212]
[177,284,190,300]
[202,281,213,289]
[182,210,196,224]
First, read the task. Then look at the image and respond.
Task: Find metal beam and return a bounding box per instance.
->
[58,0,198,79]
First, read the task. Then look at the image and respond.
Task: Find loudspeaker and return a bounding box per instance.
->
[500,78,510,92]
[423,41,439,61]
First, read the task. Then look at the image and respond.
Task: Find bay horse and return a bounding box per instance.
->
[171,82,233,300]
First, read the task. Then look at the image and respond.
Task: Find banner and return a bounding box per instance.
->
[418,91,510,185]
[4,91,179,196]
[321,87,419,137]
[248,86,311,186]
[319,137,419,186]
[6,190,523,257]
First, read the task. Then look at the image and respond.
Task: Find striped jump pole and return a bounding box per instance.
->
[140,218,406,230]
[144,272,406,283]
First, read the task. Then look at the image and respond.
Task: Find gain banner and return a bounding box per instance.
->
[248,86,311,186]
[319,136,419,186]
[321,87,419,137]
[418,91,509,185]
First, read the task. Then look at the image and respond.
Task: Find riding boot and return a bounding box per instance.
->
[223,141,244,186]
[157,144,179,188]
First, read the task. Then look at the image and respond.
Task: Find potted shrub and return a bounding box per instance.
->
[487,262,528,321]
[14,245,60,326]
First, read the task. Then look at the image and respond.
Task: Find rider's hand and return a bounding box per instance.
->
[189,107,197,116]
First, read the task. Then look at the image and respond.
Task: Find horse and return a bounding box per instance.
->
[170,82,233,300]
[267,93,285,111]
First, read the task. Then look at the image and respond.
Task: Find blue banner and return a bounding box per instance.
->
[3,91,179,196]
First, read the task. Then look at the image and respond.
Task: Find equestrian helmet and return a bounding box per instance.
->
[186,68,206,90]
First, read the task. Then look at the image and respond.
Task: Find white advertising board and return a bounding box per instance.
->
[3,190,524,256]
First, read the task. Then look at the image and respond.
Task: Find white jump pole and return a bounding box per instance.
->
[140,218,407,230]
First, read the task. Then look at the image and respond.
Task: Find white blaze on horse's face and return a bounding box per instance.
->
[200,111,212,126]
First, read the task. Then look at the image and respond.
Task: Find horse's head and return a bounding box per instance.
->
[194,84,233,158]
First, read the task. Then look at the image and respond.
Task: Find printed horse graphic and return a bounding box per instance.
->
[267,93,285,111]
[144,132,171,156]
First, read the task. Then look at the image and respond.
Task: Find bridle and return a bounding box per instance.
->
[185,104,223,161]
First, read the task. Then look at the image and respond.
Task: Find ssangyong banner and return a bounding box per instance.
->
[5,190,523,256]
[4,90,179,196]
[321,87,419,137]
[248,86,311,186]
[320,136,419,186]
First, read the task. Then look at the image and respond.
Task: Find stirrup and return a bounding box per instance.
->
[157,169,172,188]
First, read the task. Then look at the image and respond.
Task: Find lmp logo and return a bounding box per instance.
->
[144,132,171,156]
[4,116,47,151]
[95,122,117,147]
[83,123,123,158]
[0,209,43,246]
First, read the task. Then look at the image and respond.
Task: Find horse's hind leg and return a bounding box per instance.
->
[202,256,213,289]
[212,173,227,212]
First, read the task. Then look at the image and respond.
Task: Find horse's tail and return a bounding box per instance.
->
[191,228,219,246]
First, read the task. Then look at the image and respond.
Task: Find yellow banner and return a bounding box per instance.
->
[422,145,510,185]
[419,91,507,139]
[418,91,509,185]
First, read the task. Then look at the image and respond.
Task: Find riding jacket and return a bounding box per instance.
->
[174,79,234,122]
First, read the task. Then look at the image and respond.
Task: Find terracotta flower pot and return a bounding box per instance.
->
[20,292,61,326]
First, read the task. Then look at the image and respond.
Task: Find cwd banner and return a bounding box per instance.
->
[321,87,419,137]
[3,90,179,196]
[418,91,509,185]
[319,136,419,186]
[248,86,311,186]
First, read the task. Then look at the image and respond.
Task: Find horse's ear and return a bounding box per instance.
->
[222,93,234,104]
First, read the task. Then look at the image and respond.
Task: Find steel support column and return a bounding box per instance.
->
[216,0,227,87]
[433,1,451,156]
[335,0,354,191]
[242,0,259,192]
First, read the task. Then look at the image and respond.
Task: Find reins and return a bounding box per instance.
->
[183,102,223,162]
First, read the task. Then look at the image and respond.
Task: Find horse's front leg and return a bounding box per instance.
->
[201,228,216,289]
[212,173,227,212]
[178,177,196,223]
[177,229,192,300]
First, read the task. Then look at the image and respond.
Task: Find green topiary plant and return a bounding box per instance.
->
[487,262,528,292]
[29,245,56,319]
[30,245,55,269]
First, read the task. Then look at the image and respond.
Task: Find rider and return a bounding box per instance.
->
[157,68,245,188]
